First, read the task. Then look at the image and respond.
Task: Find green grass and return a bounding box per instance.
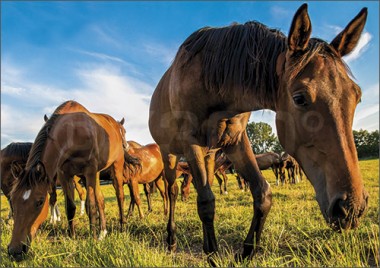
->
[1,159,378,267]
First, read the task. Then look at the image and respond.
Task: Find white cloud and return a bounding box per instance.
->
[142,42,176,66]
[343,31,372,63]
[1,61,155,148]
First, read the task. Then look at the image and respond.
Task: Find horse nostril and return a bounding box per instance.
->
[331,198,348,219]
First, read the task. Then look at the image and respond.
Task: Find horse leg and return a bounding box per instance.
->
[143,183,153,213]
[127,183,135,217]
[73,175,86,215]
[58,172,76,238]
[112,162,127,229]
[184,145,218,259]
[160,151,179,252]
[224,131,272,260]
[130,178,144,219]
[214,172,223,195]
[155,175,168,216]
[84,169,99,239]
[49,183,59,224]
[94,172,107,240]
[205,150,216,186]
[222,170,228,194]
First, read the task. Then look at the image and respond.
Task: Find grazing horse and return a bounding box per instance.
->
[1,142,33,221]
[149,4,368,262]
[8,100,131,261]
[278,152,304,185]
[180,151,234,200]
[237,152,282,190]
[1,142,86,223]
[122,143,168,219]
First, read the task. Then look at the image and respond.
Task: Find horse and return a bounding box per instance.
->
[179,151,234,200]
[277,152,304,185]
[236,152,282,190]
[0,142,86,224]
[8,100,132,261]
[149,4,368,263]
[1,142,33,221]
[122,143,168,219]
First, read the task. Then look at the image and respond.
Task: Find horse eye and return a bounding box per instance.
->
[36,199,45,208]
[293,94,308,107]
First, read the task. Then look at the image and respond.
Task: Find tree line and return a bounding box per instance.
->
[247,122,379,159]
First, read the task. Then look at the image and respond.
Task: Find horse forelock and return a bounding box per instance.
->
[175,21,287,108]
[286,38,353,83]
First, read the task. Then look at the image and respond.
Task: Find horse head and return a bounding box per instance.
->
[275,4,368,230]
[8,161,50,261]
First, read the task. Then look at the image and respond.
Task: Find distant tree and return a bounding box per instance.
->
[246,122,278,154]
[353,129,379,159]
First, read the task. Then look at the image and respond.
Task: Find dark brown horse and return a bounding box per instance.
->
[122,143,168,219]
[8,101,130,261]
[277,152,304,185]
[1,142,33,220]
[149,4,368,262]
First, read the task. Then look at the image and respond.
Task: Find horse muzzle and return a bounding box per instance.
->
[8,243,29,262]
[327,191,369,231]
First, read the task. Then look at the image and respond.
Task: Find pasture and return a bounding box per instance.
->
[1,159,378,267]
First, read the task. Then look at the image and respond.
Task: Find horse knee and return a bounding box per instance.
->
[197,196,216,223]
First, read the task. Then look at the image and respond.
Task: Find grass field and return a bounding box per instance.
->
[1,159,378,267]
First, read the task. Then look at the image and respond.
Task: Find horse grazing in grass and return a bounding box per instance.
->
[1,142,86,223]
[8,100,131,261]
[122,143,168,219]
[277,152,304,185]
[1,142,33,221]
[149,4,368,263]
[180,151,234,200]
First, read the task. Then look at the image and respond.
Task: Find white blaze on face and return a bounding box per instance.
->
[23,189,32,200]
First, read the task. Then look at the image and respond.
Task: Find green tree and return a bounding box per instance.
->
[353,129,379,159]
[246,121,278,154]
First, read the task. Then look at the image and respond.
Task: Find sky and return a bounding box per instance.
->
[1,1,379,148]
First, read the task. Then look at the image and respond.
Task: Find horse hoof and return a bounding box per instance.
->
[98,229,108,240]
[168,242,177,252]
[224,191,228,195]
[207,252,219,267]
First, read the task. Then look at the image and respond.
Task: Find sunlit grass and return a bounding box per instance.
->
[1,159,378,267]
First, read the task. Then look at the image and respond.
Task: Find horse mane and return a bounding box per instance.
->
[286,38,353,82]
[175,21,287,107]
[1,142,33,160]
[174,22,354,107]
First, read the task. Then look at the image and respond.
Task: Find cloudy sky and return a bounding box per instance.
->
[2,1,379,148]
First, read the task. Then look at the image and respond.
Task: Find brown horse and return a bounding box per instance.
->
[1,142,33,221]
[149,4,368,262]
[1,142,86,224]
[122,143,168,219]
[277,152,304,185]
[8,100,131,261]
[236,152,282,190]
[179,151,233,200]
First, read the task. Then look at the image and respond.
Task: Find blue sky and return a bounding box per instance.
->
[1,1,379,147]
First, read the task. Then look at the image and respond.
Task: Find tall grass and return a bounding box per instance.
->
[1,159,378,267]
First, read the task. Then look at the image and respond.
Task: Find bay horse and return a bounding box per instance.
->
[1,142,86,223]
[122,143,168,219]
[8,100,131,261]
[277,152,304,185]
[149,4,368,263]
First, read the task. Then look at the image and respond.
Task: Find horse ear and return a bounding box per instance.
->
[44,114,49,122]
[120,118,125,125]
[330,8,368,57]
[288,3,312,52]
[11,161,25,179]
[36,161,46,180]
